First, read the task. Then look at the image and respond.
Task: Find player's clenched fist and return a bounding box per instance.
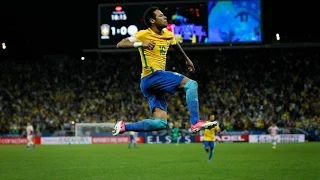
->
[142,41,156,50]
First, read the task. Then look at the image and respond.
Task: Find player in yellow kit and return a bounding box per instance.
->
[128,131,137,149]
[112,6,217,136]
[203,115,220,162]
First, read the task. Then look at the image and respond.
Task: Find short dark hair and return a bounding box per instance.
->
[143,6,159,28]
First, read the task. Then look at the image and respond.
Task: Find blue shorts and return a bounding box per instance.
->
[140,70,184,112]
[203,141,215,148]
[129,135,134,141]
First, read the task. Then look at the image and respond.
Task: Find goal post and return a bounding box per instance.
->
[75,123,115,137]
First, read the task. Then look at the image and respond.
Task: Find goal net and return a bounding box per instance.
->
[75,123,115,137]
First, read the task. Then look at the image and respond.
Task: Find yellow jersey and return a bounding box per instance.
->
[203,122,220,141]
[134,28,177,78]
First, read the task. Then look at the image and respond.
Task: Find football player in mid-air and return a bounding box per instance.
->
[112,6,217,137]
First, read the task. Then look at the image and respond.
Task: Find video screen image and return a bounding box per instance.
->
[154,3,209,44]
[208,0,262,43]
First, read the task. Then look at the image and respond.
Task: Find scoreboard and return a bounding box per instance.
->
[98,1,262,48]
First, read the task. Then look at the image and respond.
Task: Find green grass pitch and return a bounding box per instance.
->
[0,143,319,180]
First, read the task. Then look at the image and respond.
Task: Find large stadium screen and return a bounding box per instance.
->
[208,0,262,43]
[98,0,262,48]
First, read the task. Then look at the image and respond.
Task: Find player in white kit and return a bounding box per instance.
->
[25,122,35,150]
[268,122,279,149]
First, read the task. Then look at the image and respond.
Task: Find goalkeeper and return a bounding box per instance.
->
[171,125,181,145]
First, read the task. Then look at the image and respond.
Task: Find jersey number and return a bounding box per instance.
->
[159,45,166,56]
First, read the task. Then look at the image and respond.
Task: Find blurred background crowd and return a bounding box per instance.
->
[0,47,319,139]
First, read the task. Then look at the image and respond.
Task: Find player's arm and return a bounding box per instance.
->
[171,42,195,72]
[215,126,221,133]
[116,37,155,50]
[277,128,282,133]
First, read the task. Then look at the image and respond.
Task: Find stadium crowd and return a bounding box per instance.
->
[0,47,319,139]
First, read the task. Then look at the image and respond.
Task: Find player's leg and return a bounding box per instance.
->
[112,71,169,136]
[132,138,137,148]
[171,136,176,144]
[122,107,167,130]
[159,71,217,132]
[112,107,167,135]
[203,141,210,161]
[25,136,32,150]
[29,140,36,149]
[25,141,35,150]
[208,141,215,162]
[25,140,30,150]
[128,138,132,149]
[203,141,209,153]
[30,140,35,150]
[29,136,35,150]
[179,77,198,125]
[176,136,181,145]
[128,135,134,148]
[30,137,35,149]
[272,136,277,149]
[178,76,217,133]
